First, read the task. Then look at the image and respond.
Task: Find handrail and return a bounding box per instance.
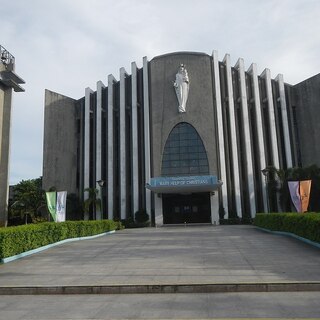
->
[0,45,15,66]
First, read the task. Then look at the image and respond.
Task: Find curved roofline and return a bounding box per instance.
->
[151,51,210,61]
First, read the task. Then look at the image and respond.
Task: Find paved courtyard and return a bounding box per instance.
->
[1,225,320,319]
[1,225,320,287]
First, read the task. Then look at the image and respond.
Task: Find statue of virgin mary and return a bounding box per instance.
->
[173,64,189,113]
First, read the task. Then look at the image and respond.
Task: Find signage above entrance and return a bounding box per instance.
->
[146,175,222,194]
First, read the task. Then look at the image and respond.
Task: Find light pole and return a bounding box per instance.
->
[97,180,105,219]
[261,168,270,213]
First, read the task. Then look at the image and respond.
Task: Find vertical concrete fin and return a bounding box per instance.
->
[235,58,256,217]
[212,50,229,217]
[247,64,268,213]
[223,54,242,218]
[84,87,93,210]
[143,56,152,217]
[107,74,116,220]
[261,69,280,169]
[96,80,105,220]
[131,62,139,217]
[119,67,127,220]
[276,74,293,168]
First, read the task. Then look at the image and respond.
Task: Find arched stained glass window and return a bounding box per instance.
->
[161,122,209,176]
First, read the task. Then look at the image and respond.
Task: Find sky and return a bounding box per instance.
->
[2,0,320,185]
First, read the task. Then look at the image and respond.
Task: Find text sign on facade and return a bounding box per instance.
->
[150,175,218,187]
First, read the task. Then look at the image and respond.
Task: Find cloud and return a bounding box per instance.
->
[2,0,320,184]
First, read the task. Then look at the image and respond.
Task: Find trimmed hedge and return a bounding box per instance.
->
[254,212,320,243]
[0,220,122,259]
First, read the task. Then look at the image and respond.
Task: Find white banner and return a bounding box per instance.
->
[56,191,67,222]
[288,181,301,212]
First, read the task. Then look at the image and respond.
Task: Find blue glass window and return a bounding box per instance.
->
[161,122,209,176]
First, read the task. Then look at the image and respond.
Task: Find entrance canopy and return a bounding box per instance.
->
[146,175,222,194]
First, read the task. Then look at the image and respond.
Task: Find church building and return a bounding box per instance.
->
[42,51,320,225]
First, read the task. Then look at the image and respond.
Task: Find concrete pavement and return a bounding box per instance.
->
[2,292,320,319]
[0,225,320,288]
[1,225,320,319]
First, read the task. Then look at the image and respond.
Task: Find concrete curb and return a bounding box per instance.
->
[255,227,320,249]
[0,230,116,264]
[1,282,320,295]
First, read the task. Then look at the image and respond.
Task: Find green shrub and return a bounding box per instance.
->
[0,220,121,259]
[254,212,320,243]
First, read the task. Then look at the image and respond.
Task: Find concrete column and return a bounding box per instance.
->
[154,195,163,227]
[212,50,228,218]
[143,57,152,217]
[96,81,105,220]
[261,69,280,169]
[248,63,268,213]
[235,58,256,217]
[84,87,93,220]
[0,86,13,226]
[210,192,220,225]
[119,67,127,220]
[131,62,139,218]
[276,74,293,168]
[223,54,242,218]
[107,74,116,220]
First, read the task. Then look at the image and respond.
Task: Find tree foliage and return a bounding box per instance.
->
[10,177,45,218]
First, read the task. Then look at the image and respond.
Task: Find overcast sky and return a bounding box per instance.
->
[2,0,320,184]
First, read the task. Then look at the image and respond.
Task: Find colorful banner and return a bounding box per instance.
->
[288,181,301,212]
[288,180,312,213]
[46,192,57,221]
[300,180,312,213]
[56,191,67,222]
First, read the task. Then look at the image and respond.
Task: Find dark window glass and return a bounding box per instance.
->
[161,122,209,176]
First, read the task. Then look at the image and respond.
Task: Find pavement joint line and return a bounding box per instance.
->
[0,230,116,264]
[1,282,320,295]
[255,226,320,249]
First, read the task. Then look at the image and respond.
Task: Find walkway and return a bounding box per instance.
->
[1,225,320,319]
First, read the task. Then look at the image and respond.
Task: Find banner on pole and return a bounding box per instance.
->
[288,180,312,213]
[46,192,57,221]
[288,181,301,212]
[56,191,67,222]
[300,180,312,213]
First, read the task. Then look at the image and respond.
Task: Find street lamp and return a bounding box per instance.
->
[261,168,270,213]
[97,180,105,219]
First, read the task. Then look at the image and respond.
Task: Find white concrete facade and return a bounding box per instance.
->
[235,58,256,217]
[143,56,152,217]
[131,62,139,218]
[107,74,116,220]
[119,67,127,220]
[276,73,293,168]
[261,69,280,169]
[212,50,229,216]
[223,54,242,218]
[42,50,300,225]
[95,81,105,220]
[83,87,93,220]
[248,63,268,213]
